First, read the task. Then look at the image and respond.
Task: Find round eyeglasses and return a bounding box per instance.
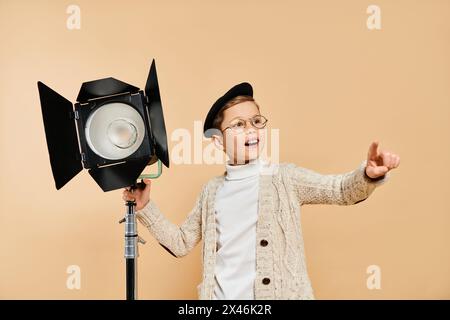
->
[221,115,268,134]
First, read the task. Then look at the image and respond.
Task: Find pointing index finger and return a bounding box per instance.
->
[368,141,379,160]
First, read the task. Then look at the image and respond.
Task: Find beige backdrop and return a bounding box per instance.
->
[1,0,449,299]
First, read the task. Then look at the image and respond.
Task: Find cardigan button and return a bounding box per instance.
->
[262,278,270,285]
[260,239,268,247]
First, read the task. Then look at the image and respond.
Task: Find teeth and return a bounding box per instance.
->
[246,139,258,145]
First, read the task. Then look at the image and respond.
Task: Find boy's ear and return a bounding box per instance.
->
[211,134,224,151]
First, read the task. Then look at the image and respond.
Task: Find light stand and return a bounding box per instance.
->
[37,59,170,300]
[119,160,162,300]
[119,198,146,300]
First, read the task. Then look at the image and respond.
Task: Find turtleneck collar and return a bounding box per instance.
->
[225,157,262,181]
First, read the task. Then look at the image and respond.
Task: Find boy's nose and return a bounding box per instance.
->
[244,120,256,132]
[245,125,256,135]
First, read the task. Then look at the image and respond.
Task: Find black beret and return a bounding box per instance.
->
[203,82,253,138]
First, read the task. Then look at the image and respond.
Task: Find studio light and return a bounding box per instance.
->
[37,59,169,192]
[37,59,170,300]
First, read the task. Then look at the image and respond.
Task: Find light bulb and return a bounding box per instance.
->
[107,119,138,149]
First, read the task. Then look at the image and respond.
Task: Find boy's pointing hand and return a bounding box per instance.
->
[365,141,400,179]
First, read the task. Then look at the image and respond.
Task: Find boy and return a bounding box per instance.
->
[122,82,400,299]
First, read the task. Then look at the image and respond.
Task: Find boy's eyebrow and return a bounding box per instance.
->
[227,113,261,122]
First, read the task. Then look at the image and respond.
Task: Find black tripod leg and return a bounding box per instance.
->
[126,258,136,300]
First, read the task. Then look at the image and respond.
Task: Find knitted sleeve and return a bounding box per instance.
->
[288,159,390,205]
[135,183,207,258]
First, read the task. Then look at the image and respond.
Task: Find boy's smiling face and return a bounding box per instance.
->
[212,100,266,165]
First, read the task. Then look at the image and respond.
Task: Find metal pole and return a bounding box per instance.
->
[126,201,137,300]
[120,199,146,300]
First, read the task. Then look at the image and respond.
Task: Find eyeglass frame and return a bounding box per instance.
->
[220,114,269,134]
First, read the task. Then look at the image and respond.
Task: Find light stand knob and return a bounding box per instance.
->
[138,236,146,245]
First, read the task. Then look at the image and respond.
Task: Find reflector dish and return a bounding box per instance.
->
[85,102,145,160]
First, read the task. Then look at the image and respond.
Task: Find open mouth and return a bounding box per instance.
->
[245,138,259,147]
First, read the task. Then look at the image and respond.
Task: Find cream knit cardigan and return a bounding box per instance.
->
[136,159,389,300]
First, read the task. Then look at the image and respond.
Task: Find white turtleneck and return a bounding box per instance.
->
[212,157,263,300]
